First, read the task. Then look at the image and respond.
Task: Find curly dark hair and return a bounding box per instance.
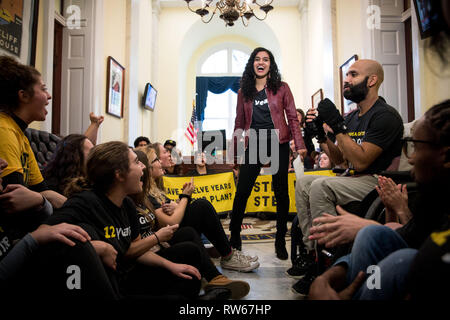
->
[240,47,282,102]
[424,99,450,146]
[43,134,88,195]
[0,55,41,113]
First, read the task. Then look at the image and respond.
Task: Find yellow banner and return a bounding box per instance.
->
[163,170,335,214]
[163,172,236,213]
[245,170,335,213]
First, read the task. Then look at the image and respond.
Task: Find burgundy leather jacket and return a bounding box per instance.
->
[233,82,305,151]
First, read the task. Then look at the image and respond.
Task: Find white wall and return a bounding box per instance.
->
[157,6,303,154]
[298,0,336,109]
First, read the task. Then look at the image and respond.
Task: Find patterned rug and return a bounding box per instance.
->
[221,217,291,244]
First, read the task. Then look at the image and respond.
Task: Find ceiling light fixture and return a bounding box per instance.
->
[184,0,274,27]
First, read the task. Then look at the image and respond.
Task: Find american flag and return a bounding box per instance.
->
[185,101,197,146]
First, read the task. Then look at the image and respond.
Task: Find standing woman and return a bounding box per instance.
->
[230,47,306,260]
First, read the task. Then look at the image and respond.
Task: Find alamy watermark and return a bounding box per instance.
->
[66,265,81,290]
[66,5,81,30]
[171,127,281,174]
[366,5,381,30]
[366,265,381,290]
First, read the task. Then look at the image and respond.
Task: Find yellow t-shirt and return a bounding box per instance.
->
[0,112,44,186]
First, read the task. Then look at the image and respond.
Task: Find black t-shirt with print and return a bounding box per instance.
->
[148,194,171,210]
[136,204,158,239]
[251,89,274,130]
[344,98,403,174]
[44,190,140,273]
[0,219,13,263]
[407,225,450,300]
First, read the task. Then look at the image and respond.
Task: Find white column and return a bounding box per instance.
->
[41,0,56,132]
[151,0,161,142]
[321,0,336,101]
[126,0,141,146]
[91,0,104,142]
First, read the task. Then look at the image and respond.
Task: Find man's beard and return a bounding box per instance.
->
[343,76,369,103]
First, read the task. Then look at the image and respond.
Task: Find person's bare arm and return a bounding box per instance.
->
[309,265,365,300]
[125,224,178,259]
[84,112,104,145]
[136,250,201,280]
[40,189,67,208]
[154,178,194,226]
[309,205,380,248]
[335,135,383,172]
[376,176,412,225]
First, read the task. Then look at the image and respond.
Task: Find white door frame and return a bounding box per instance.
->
[41,0,103,137]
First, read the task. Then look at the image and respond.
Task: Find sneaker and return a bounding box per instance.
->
[204,275,250,300]
[291,267,317,297]
[234,249,258,262]
[221,249,260,272]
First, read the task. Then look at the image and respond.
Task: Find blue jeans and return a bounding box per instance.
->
[334,225,418,300]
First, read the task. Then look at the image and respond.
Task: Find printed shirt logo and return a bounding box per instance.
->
[104,225,131,240]
[254,98,268,106]
[20,152,30,185]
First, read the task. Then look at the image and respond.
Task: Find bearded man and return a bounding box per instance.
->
[291,59,404,295]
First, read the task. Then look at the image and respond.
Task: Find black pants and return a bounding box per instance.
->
[123,240,202,299]
[181,198,232,257]
[167,226,221,281]
[230,138,290,248]
[4,240,122,300]
[6,237,205,300]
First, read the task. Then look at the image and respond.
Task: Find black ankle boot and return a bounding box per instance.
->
[275,234,288,260]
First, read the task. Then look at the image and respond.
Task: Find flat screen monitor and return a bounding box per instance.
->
[199,129,226,156]
[413,0,444,39]
[142,83,157,111]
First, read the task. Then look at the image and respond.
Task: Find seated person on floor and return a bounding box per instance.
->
[292,59,404,295]
[41,141,233,300]
[0,156,93,297]
[308,100,450,300]
[152,142,172,174]
[139,146,260,273]
[128,150,250,300]
[43,134,94,196]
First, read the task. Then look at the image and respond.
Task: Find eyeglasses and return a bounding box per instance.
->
[151,157,160,164]
[401,137,441,158]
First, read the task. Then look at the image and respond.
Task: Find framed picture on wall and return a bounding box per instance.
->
[0,0,39,66]
[340,54,358,114]
[106,56,125,118]
[311,89,323,110]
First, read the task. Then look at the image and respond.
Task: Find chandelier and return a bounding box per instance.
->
[184,0,274,27]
